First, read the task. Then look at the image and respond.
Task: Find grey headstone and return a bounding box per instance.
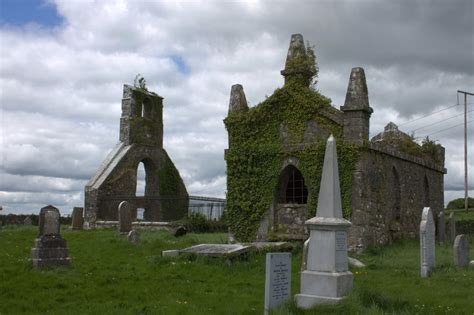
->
[127,230,139,244]
[295,135,353,309]
[453,234,470,268]
[23,216,32,226]
[437,211,445,244]
[420,207,436,278]
[32,205,71,268]
[38,205,60,236]
[180,244,250,257]
[264,252,291,315]
[71,207,84,230]
[447,212,456,244]
[118,201,132,234]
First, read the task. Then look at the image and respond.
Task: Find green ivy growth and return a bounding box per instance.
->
[224,49,359,241]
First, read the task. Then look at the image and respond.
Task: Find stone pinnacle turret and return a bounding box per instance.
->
[343,67,370,110]
[341,67,373,145]
[280,34,313,87]
[228,84,248,114]
[316,134,343,218]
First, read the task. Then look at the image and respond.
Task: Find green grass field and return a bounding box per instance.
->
[0,226,473,315]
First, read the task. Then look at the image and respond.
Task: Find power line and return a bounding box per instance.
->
[417,119,473,138]
[398,103,473,127]
[410,109,474,133]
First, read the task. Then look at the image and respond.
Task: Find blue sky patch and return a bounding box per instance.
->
[170,55,190,75]
[0,0,63,27]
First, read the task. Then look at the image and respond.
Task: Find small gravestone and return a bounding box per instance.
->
[173,225,187,237]
[118,201,132,234]
[180,244,250,257]
[437,211,445,244]
[127,230,139,244]
[23,216,32,226]
[264,252,291,315]
[453,234,470,267]
[447,212,456,244]
[420,207,435,278]
[71,207,84,230]
[31,205,71,268]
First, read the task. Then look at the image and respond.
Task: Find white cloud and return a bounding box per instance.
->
[0,0,473,214]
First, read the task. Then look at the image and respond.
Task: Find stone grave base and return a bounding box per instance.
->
[296,270,353,309]
[31,235,71,268]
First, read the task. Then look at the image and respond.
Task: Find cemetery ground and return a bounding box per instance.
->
[0,227,473,315]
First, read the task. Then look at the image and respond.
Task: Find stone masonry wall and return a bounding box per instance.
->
[348,147,444,250]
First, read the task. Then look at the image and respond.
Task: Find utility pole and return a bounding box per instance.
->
[457,90,473,213]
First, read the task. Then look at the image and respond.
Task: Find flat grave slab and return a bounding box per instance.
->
[179,244,250,257]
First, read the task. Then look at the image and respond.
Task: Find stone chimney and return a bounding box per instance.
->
[340,68,373,145]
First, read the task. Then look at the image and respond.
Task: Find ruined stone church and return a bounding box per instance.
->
[84,85,188,227]
[224,34,446,249]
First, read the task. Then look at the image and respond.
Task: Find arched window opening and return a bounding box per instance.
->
[423,176,430,207]
[136,162,146,196]
[142,98,152,119]
[137,208,145,220]
[278,165,308,204]
[392,167,401,220]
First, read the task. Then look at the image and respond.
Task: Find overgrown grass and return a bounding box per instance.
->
[448,208,474,221]
[1,227,473,314]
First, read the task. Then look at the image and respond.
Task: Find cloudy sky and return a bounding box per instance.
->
[1,0,473,215]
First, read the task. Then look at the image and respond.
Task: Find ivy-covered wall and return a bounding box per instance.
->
[225,83,359,241]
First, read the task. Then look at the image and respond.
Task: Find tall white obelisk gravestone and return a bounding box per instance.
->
[295,135,353,309]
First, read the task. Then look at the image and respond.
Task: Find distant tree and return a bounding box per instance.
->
[446,197,474,209]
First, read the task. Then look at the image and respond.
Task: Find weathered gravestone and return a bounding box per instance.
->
[437,211,445,244]
[118,201,132,234]
[31,205,71,268]
[127,230,139,244]
[453,234,470,268]
[71,207,84,230]
[23,216,32,226]
[295,135,353,308]
[264,252,291,315]
[447,212,456,244]
[420,207,435,278]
